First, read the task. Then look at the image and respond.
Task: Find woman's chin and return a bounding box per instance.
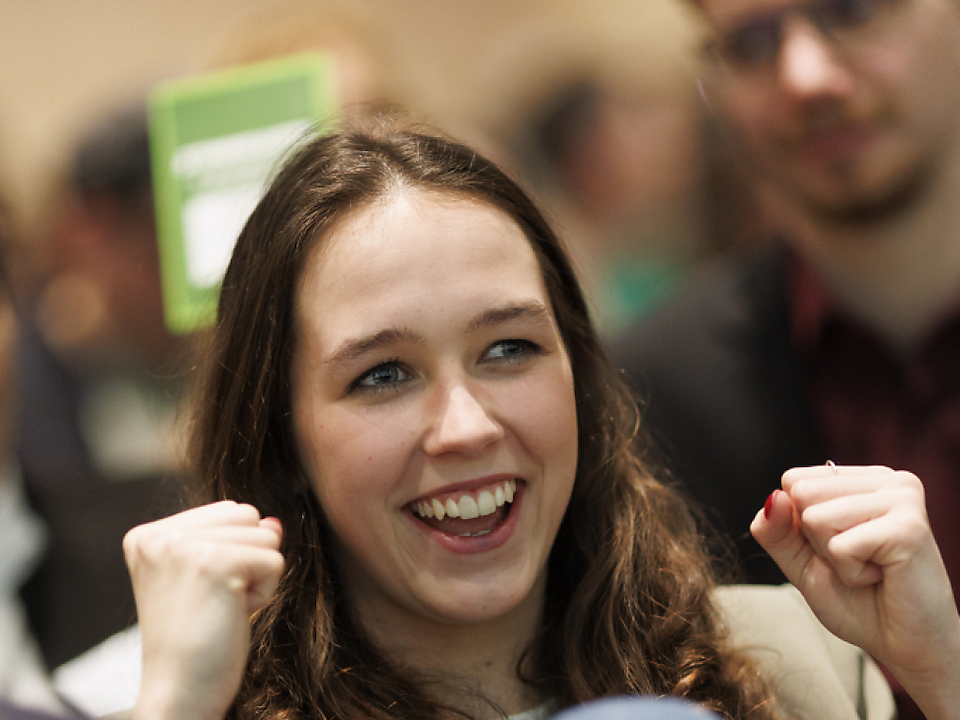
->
[415,571,546,629]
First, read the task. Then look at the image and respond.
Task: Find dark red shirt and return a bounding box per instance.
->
[791,255,960,720]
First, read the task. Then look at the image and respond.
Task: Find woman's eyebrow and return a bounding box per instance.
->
[466,302,553,333]
[321,303,552,368]
[322,327,425,367]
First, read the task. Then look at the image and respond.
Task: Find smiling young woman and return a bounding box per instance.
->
[169,117,766,720]
[122,114,960,720]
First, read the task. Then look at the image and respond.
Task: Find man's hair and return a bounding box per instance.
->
[187,112,780,720]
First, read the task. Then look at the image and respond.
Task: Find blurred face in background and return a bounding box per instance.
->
[700,0,960,224]
[36,189,176,372]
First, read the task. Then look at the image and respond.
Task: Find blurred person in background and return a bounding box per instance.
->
[612,0,960,715]
[14,105,187,675]
[514,78,767,336]
[464,0,770,338]
[0,170,83,719]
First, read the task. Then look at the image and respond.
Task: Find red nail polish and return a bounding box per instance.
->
[763,490,778,519]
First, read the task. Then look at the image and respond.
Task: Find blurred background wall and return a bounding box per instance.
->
[0,0,703,233]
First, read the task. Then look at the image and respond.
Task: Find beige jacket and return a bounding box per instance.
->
[99,585,896,720]
[715,584,895,720]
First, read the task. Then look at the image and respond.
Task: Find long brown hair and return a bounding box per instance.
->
[188,113,780,720]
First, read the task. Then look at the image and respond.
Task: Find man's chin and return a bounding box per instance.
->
[783,161,932,229]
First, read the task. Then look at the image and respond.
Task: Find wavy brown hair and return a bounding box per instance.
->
[188,113,782,720]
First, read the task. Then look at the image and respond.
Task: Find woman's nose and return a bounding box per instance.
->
[423,383,504,457]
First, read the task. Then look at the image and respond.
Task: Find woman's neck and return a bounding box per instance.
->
[348,582,547,719]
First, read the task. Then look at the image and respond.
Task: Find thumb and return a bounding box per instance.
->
[751,490,815,586]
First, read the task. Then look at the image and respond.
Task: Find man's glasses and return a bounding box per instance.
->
[704,0,905,73]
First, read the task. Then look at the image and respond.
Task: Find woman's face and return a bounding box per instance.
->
[291,189,578,641]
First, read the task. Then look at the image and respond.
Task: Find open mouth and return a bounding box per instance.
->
[409,479,517,538]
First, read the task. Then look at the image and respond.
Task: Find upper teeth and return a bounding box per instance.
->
[414,479,516,521]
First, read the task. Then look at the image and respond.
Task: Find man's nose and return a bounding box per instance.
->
[423,382,504,457]
[777,17,854,99]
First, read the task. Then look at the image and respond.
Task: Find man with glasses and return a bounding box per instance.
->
[613,1,960,713]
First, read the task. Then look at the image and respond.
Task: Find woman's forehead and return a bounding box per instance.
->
[306,186,533,271]
[296,187,545,318]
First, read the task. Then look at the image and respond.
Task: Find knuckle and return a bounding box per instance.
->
[788,479,816,508]
[799,503,827,532]
[190,542,225,576]
[123,520,169,560]
[237,503,263,523]
[122,525,145,564]
[892,469,924,493]
[137,525,194,567]
[220,500,261,525]
[895,508,930,543]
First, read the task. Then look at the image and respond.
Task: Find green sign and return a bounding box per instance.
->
[149,53,339,333]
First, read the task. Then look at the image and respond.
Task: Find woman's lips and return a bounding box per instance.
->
[407,478,520,542]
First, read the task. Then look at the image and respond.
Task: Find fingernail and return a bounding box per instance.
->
[763,490,779,519]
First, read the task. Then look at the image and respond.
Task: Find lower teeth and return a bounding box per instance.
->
[457,529,492,538]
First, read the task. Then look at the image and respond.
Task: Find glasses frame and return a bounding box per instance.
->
[701,0,908,80]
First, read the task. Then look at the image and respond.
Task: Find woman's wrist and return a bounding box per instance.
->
[885,619,960,720]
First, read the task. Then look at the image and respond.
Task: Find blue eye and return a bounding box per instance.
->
[352,360,410,394]
[483,339,542,364]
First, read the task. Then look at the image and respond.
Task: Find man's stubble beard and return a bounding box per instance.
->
[769,95,938,228]
[793,154,932,228]
[760,98,939,231]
